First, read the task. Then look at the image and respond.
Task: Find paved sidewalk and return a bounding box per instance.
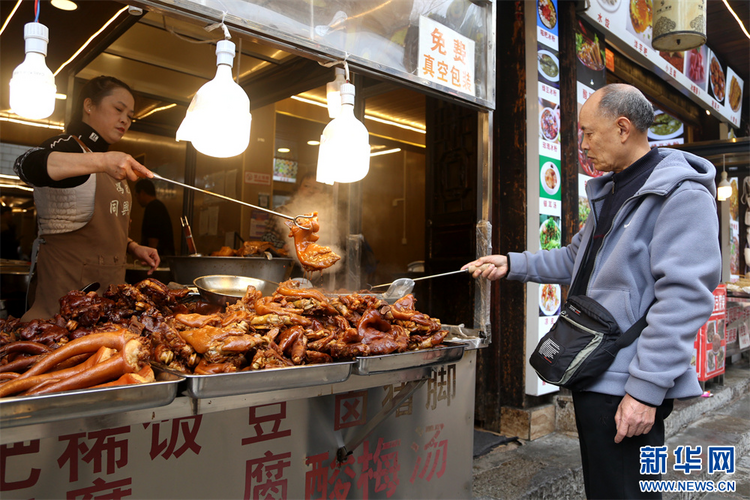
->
[473,358,750,500]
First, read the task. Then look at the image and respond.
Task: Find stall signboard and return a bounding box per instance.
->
[151,0,495,109]
[693,284,727,381]
[0,360,475,499]
[418,16,476,97]
[582,1,744,129]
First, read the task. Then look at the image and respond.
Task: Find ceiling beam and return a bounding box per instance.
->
[244,58,331,110]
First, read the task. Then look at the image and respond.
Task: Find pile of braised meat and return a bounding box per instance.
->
[0,278,447,388]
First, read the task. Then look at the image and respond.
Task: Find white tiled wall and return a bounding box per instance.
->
[0,142,32,176]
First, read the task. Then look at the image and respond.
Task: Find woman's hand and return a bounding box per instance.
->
[129,243,160,275]
[100,152,153,182]
[461,255,509,281]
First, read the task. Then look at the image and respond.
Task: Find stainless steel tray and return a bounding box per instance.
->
[352,344,465,375]
[157,361,355,399]
[0,371,184,428]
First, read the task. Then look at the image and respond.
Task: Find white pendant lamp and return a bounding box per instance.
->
[317,82,370,185]
[717,171,732,201]
[10,22,56,120]
[176,40,251,158]
[326,67,346,119]
[717,156,732,201]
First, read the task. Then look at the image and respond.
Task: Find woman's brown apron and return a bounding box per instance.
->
[23,169,131,321]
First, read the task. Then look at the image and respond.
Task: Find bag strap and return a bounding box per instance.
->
[615,298,657,348]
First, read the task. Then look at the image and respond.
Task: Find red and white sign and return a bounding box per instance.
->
[418,16,476,97]
[693,284,727,381]
[244,172,271,185]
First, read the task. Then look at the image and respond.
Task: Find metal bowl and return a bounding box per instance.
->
[193,275,278,306]
[168,256,293,287]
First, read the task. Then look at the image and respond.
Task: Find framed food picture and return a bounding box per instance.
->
[538,49,560,84]
[708,51,726,104]
[648,111,683,141]
[539,216,561,250]
[627,0,653,43]
[537,0,558,34]
[726,67,744,116]
[540,107,560,142]
[539,284,561,316]
[685,45,708,92]
[540,161,560,197]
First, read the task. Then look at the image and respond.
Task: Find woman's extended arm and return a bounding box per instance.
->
[46,151,153,182]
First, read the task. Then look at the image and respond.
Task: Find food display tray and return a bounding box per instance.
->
[157,361,355,399]
[352,344,465,375]
[0,372,184,428]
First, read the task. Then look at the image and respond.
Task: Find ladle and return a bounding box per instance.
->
[373,264,491,300]
[151,173,313,229]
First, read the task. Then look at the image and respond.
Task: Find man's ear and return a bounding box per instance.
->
[616,117,631,140]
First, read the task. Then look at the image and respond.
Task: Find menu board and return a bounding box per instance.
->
[529,0,562,397]
[582,0,744,129]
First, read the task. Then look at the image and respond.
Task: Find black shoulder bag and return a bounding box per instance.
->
[529,246,654,391]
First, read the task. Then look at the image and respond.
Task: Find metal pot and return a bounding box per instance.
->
[193,275,278,306]
[167,256,293,286]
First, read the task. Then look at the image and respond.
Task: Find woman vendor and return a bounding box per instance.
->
[14,75,158,321]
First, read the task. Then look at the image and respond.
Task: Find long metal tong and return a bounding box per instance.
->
[151,173,312,229]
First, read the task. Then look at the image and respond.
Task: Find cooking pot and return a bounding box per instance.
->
[168,255,293,286]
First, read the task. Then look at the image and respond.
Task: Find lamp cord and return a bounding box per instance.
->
[319,57,350,82]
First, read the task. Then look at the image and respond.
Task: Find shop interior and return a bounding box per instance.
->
[0,3,436,317]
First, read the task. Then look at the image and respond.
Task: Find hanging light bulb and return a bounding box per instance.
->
[717,155,732,201]
[176,40,251,158]
[9,22,56,120]
[326,67,346,119]
[317,82,370,185]
[718,171,732,201]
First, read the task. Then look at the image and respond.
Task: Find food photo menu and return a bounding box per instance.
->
[583,0,744,129]
[531,0,563,396]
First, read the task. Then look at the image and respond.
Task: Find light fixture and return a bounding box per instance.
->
[317,82,370,185]
[176,39,252,158]
[370,147,401,157]
[277,147,291,153]
[51,0,77,11]
[307,140,320,146]
[326,67,346,119]
[0,112,64,130]
[10,22,56,119]
[717,155,732,201]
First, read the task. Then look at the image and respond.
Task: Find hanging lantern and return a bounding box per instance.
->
[652,0,706,52]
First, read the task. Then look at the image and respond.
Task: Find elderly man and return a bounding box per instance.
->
[464,83,721,499]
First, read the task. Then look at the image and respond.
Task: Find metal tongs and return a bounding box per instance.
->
[151,173,313,229]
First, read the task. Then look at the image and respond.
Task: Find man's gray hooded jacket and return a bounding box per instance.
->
[508,149,722,405]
